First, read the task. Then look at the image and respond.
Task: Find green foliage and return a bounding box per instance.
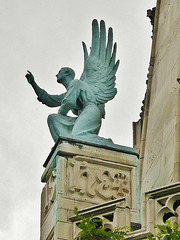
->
[147,220,180,240]
[73,206,128,240]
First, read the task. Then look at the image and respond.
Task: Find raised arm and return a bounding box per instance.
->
[25,71,44,96]
[25,71,65,107]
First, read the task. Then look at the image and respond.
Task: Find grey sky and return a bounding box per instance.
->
[0,0,156,239]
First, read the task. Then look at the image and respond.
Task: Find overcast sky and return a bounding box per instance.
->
[0,0,156,239]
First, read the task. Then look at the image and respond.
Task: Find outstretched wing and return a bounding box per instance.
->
[80,19,119,104]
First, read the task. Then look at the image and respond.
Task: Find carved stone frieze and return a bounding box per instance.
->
[143,183,180,235]
[68,156,130,202]
[41,168,57,220]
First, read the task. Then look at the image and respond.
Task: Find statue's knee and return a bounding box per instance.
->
[71,129,83,137]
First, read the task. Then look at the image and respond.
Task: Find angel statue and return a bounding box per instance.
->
[25,19,119,146]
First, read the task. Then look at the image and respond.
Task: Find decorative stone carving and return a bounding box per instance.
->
[68,157,130,202]
[157,194,180,224]
[147,7,156,27]
[143,183,180,237]
[42,168,56,217]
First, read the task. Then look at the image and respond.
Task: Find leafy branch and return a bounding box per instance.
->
[73,206,128,240]
[147,220,180,240]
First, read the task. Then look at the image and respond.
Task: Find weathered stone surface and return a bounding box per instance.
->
[131,1,180,239]
[132,0,180,196]
[40,139,140,240]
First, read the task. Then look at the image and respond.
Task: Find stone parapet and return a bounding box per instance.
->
[40,137,140,240]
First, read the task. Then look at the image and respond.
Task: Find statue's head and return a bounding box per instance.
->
[56,67,75,83]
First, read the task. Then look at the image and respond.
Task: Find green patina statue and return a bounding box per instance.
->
[25,20,119,145]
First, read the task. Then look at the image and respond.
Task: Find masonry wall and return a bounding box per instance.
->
[141,0,180,193]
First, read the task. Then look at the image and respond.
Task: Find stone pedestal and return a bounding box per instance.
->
[40,137,140,240]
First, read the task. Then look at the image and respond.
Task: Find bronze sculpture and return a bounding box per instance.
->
[26,20,119,145]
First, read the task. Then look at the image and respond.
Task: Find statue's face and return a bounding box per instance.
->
[56,69,66,83]
[56,67,74,83]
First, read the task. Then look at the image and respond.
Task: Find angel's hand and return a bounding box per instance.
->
[25,70,35,85]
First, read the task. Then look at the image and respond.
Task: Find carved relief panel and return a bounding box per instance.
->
[67,156,131,203]
[41,168,56,223]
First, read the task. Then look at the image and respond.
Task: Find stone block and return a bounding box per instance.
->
[55,221,73,240]
[41,203,56,240]
[57,196,75,210]
[56,209,68,222]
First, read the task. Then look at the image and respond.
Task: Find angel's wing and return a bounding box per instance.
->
[80,19,119,104]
